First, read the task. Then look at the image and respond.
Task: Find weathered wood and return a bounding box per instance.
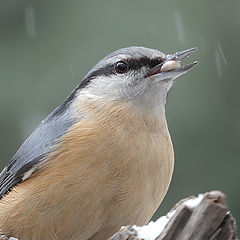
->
[210,214,238,240]
[109,191,238,240]
[157,205,192,240]
[108,226,138,240]
[177,197,228,239]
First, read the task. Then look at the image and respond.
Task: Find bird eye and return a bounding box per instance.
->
[115,61,128,74]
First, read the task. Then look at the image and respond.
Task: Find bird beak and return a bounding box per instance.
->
[147,47,198,82]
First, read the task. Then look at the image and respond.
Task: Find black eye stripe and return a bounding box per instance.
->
[83,57,164,81]
[128,57,163,70]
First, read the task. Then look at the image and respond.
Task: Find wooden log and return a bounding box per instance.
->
[157,205,192,240]
[110,191,238,240]
[108,226,138,240]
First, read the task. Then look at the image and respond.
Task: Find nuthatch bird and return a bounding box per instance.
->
[0,46,197,240]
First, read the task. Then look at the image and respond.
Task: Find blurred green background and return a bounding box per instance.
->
[0,0,239,229]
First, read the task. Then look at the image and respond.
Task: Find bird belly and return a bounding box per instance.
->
[0,101,174,240]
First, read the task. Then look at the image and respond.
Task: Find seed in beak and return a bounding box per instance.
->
[161,60,181,72]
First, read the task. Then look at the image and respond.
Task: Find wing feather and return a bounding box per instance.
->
[0,99,77,198]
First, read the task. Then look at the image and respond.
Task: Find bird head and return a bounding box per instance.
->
[73,46,198,111]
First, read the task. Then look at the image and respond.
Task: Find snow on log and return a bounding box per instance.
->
[109,191,238,240]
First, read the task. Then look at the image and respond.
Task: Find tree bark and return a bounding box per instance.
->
[109,191,238,240]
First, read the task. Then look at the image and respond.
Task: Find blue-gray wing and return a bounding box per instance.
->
[0,95,78,199]
[0,55,104,199]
